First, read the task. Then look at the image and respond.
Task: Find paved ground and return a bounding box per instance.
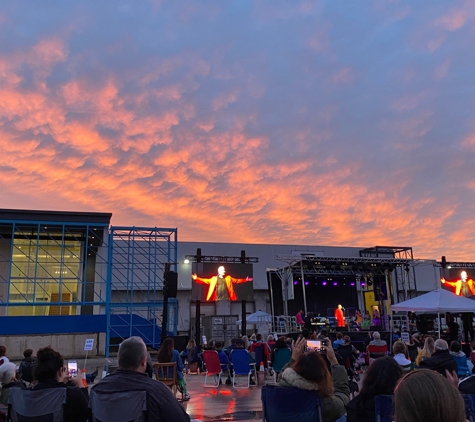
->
[50,357,264,422]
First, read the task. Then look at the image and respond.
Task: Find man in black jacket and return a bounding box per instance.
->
[419,339,457,376]
[92,337,190,422]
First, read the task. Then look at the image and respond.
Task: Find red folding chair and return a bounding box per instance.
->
[202,350,223,387]
[366,345,388,365]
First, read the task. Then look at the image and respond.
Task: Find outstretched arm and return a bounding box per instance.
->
[192,274,213,285]
[229,276,253,284]
[440,278,458,287]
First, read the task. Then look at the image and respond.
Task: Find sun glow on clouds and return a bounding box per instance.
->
[1,0,475,260]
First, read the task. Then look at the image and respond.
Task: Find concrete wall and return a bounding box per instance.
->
[0,332,106,360]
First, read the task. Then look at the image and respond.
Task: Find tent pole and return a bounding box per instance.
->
[438,312,441,338]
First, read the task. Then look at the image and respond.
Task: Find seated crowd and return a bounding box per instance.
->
[1,328,475,422]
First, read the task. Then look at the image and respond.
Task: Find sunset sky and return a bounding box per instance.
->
[1,0,474,261]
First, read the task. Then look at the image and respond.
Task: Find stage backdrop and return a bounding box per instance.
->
[191,263,254,302]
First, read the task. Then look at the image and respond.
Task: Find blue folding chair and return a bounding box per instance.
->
[268,348,291,383]
[374,395,394,422]
[462,394,475,422]
[454,355,471,378]
[231,349,256,388]
[261,385,322,422]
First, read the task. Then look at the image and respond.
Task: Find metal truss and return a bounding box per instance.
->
[184,255,258,263]
[107,226,178,354]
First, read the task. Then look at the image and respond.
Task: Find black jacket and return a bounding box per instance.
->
[346,394,375,422]
[18,357,36,383]
[419,349,457,376]
[92,368,190,422]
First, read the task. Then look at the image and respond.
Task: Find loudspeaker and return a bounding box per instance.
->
[164,271,178,297]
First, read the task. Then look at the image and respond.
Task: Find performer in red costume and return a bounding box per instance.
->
[335,304,345,327]
[192,265,253,301]
[441,270,475,297]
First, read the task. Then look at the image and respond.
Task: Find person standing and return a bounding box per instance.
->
[335,305,345,328]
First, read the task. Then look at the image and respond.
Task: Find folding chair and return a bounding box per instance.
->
[462,394,475,422]
[267,348,291,384]
[366,345,388,365]
[8,387,67,422]
[153,363,181,400]
[89,389,147,422]
[202,350,223,387]
[231,349,256,388]
[454,355,471,378]
[261,385,322,421]
[374,394,394,422]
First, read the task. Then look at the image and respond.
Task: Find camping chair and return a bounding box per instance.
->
[231,349,256,388]
[267,348,291,384]
[202,350,223,387]
[454,355,471,378]
[366,345,388,365]
[261,385,323,422]
[153,362,181,400]
[374,394,394,422]
[89,389,147,422]
[252,344,269,369]
[8,387,67,422]
[462,394,475,422]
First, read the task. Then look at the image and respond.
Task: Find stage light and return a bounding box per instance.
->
[333,282,338,286]
[322,281,327,286]
[305,281,309,286]
[294,281,298,285]
[184,259,190,264]
[350,282,355,286]
[361,282,365,286]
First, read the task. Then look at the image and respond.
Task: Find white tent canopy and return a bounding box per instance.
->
[391,289,475,313]
[236,310,272,324]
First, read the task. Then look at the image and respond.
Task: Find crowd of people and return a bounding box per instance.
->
[2,326,475,422]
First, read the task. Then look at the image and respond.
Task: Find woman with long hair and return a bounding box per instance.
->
[394,369,465,422]
[415,336,435,366]
[346,356,403,422]
[278,337,350,422]
[157,337,190,401]
[32,346,89,422]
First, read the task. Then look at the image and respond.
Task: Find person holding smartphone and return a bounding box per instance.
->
[31,347,89,422]
[278,337,350,422]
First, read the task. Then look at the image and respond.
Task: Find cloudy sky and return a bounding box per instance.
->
[1,0,474,260]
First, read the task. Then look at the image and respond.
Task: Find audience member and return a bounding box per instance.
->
[449,340,472,377]
[368,331,386,348]
[415,336,435,366]
[270,337,290,365]
[392,341,412,371]
[226,338,237,356]
[346,357,402,422]
[394,369,465,422]
[249,334,270,365]
[242,336,249,350]
[411,332,423,347]
[93,337,190,422]
[0,346,8,367]
[157,337,190,401]
[332,333,345,349]
[419,339,457,376]
[31,346,89,422]
[342,336,360,358]
[266,334,276,349]
[0,362,24,405]
[17,348,36,383]
[278,337,350,422]
[186,339,199,366]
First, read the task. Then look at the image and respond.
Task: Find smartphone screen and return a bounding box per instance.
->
[68,360,78,377]
[306,340,322,352]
